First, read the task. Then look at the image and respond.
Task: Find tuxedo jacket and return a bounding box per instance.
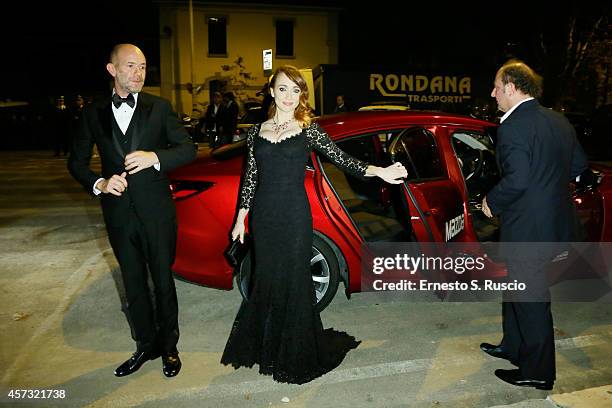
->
[204,103,224,131]
[219,100,238,135]
[487,99,588,242]
[334,104,348,113]
[68,92,197,228]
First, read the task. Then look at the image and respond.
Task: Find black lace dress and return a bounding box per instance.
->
[221,122,367,384]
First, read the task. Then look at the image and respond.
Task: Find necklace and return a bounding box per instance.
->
[272,117,292,134]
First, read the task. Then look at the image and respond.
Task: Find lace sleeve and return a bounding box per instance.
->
[238,125,259,210]
[307,122,368,177]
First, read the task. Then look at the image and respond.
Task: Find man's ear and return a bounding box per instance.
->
[106,63,116,77]
[505,82,517,95]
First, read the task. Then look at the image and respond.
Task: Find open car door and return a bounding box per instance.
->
[388,127,466,243]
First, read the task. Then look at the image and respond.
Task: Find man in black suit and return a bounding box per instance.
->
[333,94,348,113]
[68,44,197,378]
[218,91,238,146]
[480,60,588,390]
[201,91,224,146]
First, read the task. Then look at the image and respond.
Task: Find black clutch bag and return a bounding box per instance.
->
[225,234,250,267]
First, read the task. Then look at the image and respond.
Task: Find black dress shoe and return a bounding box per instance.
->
[114,350,160,377]
[480,342,518,365]
[495,369,553,390]
[162,352,182,377]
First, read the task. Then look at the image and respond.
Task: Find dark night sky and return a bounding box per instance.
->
[1,0,607,101]
[3,1,160,99]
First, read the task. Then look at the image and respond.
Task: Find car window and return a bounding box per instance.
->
[389,128,444,181]
[317,132,399,203]
[453,132,492,151]
[316,131,410,242]
[329,133,395,167]
[451,131,493,180]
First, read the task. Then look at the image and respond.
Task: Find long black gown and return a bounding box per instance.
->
[221,122,368,384]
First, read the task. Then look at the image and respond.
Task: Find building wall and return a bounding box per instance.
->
[158,3,338,118]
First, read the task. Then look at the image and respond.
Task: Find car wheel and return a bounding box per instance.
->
[236,234,340,312]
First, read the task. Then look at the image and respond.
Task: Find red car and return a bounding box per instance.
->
[169,111,612,310]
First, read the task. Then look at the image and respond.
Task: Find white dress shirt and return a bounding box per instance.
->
[112,91,139,133]
[500,97,534,124]
[211,104,219,132]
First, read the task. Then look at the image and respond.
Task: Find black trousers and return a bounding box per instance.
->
[501,257,555,382]
[106,207,179,354]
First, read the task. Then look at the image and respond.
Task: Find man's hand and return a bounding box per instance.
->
[482,196,493,218]
[97,172,128,196]
[125,151,159,174]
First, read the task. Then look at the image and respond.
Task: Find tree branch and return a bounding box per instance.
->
[572,16,604,77]
[562,16,576,76]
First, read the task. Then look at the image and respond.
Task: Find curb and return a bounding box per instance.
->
[490,384,612,408]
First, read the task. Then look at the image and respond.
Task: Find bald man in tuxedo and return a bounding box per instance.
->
[68,44,197,378]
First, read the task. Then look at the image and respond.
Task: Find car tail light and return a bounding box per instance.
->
[169,180,214,200]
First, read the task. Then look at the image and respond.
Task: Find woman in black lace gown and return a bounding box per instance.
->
[221,66,407,384]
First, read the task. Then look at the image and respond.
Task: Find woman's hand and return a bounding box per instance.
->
[231,208,249,243]
[367,162,408,184]
[231,221,245,243]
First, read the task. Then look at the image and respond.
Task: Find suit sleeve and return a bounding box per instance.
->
[153,100,197,171]
[67,107,101,196]
[570,130,588,179]
[486,122,531,215]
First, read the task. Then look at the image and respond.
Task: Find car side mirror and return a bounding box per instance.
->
[574,168,601,194]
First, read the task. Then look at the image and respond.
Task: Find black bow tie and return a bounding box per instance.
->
[112,93,135,109]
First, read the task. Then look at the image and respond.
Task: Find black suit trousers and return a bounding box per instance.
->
[501,257,555,382]
[106,206,179,354]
